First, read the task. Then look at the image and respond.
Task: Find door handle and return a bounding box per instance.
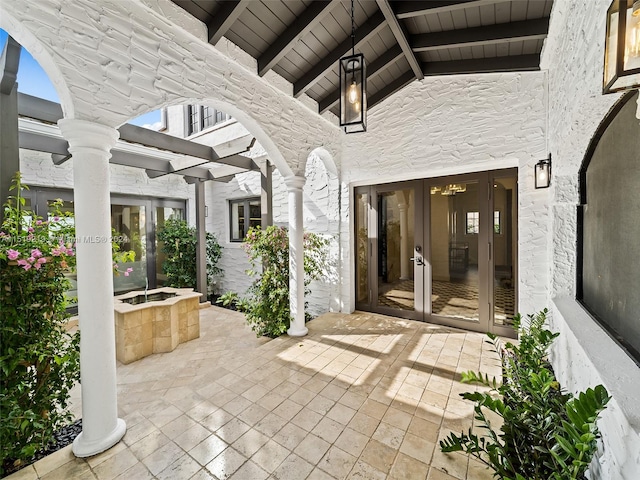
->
[410,256,424,266]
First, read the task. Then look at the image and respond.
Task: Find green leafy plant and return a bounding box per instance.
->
[0,175,80,474]
[241,226,328,337]
[440,309,610,480]
[156,218,223,291]
[216,290,240,310]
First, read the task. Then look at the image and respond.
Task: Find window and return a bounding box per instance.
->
[466,211,479,234]
[187,105,231,135]
[230,198,261,242]
[578,90,640,363]
[466,211,501,234]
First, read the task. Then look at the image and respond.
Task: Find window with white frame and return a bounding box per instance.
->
[466,211,479,234]
[229,198,261,242]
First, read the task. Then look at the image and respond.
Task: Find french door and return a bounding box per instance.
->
[354,169,517,337]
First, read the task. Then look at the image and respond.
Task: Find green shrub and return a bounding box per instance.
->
[0,176,80,473]
[440,309,610,480]
[241,226,328,337]
[157,218,223,291]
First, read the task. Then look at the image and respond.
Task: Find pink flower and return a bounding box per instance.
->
[53,216,60,221]
[66,248,74,256]
[17,259,31,271]
[27,257,35,263]
[123,267,133,277]
[7,249,19,260]
[36,220,43,226]
[28,227,34,233]
[31,248,42,258]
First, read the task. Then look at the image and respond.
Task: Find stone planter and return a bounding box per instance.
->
[114,287,201,364]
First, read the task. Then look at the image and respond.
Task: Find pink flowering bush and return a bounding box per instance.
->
[241,225,328,337]
[0,175,80,473]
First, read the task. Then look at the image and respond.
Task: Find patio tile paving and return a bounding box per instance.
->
[7,307,501,480]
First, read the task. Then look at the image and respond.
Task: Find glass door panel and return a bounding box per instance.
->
[492,177,517,326]
[112,204,147,293]
[155,207,183,287]
[355,189,370,306]
[376,188,415,312]
[429,181,480,323]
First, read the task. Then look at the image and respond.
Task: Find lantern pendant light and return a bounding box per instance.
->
[339,0,367,133]
[603,0,640,93]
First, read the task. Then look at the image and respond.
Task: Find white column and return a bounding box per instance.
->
[58,119,126,457]
[398,202,409,280]
[285,175,307,337]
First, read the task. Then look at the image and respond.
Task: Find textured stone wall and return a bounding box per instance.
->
[540,1,639,478]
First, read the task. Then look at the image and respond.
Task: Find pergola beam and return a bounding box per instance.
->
[375,0,423,80]
[17,94,255,170]
[293,10,386,97]
[395,0,510,19]
[318,44,404,114]
[207,0,251,45]
[412,18,550,52]
[258,1,337,76]
[0,36,20,95]
[1,36,21,216]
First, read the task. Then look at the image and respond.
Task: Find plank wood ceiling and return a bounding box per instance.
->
[170,0,553,115]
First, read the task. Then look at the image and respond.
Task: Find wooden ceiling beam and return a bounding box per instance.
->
[207,0,251,45]
[422,54,541,76]
[395,0,510,19]
[293,10,386,98]
[318,44,404,114]
[258,1,338,76]
[412,18,550,51]
[375,0,423,80]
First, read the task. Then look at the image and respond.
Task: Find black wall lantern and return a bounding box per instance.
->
[339,0,367,133]
[535,155,552,189]
[603,0,640,93]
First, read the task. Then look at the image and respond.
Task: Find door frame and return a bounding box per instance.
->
[353,169,518,338]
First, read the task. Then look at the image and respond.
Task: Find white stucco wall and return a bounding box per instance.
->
[540,1,640,478]
[342,72,549,315]
[1,0,342,180]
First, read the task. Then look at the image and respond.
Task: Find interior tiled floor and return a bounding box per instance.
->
[378,279,515,324]
[9,307,501,480]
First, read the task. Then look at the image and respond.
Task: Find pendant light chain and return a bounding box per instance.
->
[350,0,355,56]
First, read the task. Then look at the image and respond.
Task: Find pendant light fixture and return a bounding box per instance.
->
[339,0,367,133]
[603,0,640,93]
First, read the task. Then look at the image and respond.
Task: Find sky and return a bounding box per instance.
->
[1,30,161,128]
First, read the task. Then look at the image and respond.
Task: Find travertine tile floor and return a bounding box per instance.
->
[9,307,502,480]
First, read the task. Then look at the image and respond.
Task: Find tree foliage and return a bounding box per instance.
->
[157,218,223,291]
[240,226,328,337]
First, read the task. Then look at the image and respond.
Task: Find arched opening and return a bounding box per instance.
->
[577,90,640,364]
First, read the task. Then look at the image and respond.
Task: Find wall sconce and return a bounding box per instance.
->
[603,0,640,93]
[339,0,367,133]
[535,155,552,189]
